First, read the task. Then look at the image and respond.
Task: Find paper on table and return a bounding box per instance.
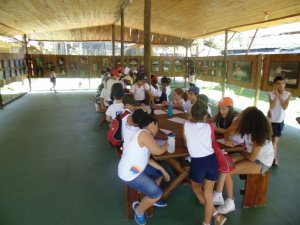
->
[155,139,167,146]
[168,117,187,124]
[160,128,172,134]
[154,109,167,115]
[217,138,240,147]
[172,109,184,114]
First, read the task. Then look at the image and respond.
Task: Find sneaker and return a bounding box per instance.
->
[213,191,224,205]
[132,201,146,225]
[214,214,227,225]
[217,199,235,214]
[272,159,280,166]
[153,199,167,207]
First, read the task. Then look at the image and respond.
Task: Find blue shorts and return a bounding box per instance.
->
[122,164,163,199]
[255,159,271,176]
[271,122,284,137]
[190,153,218,183]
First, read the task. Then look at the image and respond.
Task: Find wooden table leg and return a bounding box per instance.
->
[162,166,190,200]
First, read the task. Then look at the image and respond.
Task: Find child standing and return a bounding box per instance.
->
[50,66,57,93]
[268,75,291,165]
[105,83,124,122]
[183,100,226,225]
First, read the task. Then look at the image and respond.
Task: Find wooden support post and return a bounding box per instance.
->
[24,34,32,91]
[112,25,116,68]
[184,42,188,88]
[254,55,263,106]
[222,30,229,98]
[121,8,125,67]
[144,0,151,81]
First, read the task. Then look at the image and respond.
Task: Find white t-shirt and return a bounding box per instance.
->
[243,134,274,167]
[183,99,192,113]
[174,98,185,108]
[269,91,291,123]
[121,112,140,148]
[150,85,162,98]
[166,85,171,101]
[118,130,151,181]
[184,121,214,158]
[106,78,120,101]
[106,103,124,120]
[130,83,150,101]
[100,88,110,106]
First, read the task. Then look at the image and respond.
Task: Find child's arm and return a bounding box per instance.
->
[239,142,261,162]
[148,158,170,182]
[268,92,276,109]
[278,92,291,110]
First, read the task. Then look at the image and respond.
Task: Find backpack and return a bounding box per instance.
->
[107,110,132,147]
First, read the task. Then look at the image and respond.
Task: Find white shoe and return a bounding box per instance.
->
[217,199,235,214]
[213,191,224,205]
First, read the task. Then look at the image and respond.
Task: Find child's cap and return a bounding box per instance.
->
[111,69,121,77]
[218,97,233,107]
[151,75,158,83]
[188,86,200,95]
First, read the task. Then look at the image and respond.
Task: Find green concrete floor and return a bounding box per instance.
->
[0,91,299,225]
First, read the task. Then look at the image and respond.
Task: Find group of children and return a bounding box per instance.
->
[98,67,290,225]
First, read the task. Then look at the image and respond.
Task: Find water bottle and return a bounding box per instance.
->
[167,133,176,153]
[167,101,173,117]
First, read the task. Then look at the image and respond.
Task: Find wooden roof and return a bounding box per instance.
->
[0,0,299,44]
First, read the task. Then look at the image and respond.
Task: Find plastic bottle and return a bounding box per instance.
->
[167,101,173,117]
[167,133,176,153]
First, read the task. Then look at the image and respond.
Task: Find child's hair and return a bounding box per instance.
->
[273,75,285,83]
[215,106,238,129]
[174,88,184,97]
[122,94,135,106]
[110,83,124,100]
[191,100,208,122]
[198,94,209,104]
[137,113,158,129]
[161,76,168,84]
[236,107,271,146]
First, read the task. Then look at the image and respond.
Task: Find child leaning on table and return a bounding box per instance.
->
[118,114,170,225]
[183,100,227,225]
[215,107,274,215]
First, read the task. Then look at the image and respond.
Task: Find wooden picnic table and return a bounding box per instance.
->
[152,109,244,200]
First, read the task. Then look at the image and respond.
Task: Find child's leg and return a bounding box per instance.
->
[203,179,215,225]
[137,195,161,215]
[272,136,279,162]
[190,180,205,204]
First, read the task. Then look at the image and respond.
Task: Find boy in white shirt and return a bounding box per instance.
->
[106,83,124,122]
[268,75,291,165]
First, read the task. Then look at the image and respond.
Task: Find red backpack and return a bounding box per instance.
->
[107,110,132,147]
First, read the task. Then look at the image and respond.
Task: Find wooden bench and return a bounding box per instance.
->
[115,148,153,220]
[239,172,270,208]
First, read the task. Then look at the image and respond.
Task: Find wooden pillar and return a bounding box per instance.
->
[254,55,263,106]
[24,34,32,91]
[184,42,189,87]
[144,0,151,81]
[222,30,229,98]
[121,8,125,67]
[112,25,116,68]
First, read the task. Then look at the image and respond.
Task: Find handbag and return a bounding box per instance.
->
[209,123,235,173]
